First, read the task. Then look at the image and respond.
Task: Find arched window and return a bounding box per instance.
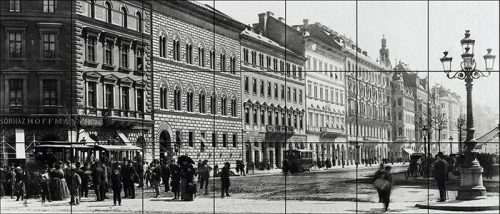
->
[230,98,237,117]
[174,86,181,111]
[159,35,166,58]
[229,56,236,73]
[199,91,206,113]
[121,7,128,28]
[198,45,205,67]
[398,127,403,136]
[210,93,216,115]
[209,49,215,70]
[172,38,180,61]
[185,42,193,64]
[136,12,142,32]
[105,1,112,23]
[220,53,226,71]
[220,96,227,116]
[186,90,194,112]
[160,86,167,109]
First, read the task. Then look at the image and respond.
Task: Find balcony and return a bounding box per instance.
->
[320,126,346,138]
[266,125,295,134]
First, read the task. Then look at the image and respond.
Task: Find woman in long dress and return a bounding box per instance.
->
[51,162,70,200]
[179,157,195,201]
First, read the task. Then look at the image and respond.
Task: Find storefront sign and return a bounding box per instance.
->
[0,116,72,126]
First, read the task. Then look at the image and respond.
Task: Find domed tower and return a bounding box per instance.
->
[379,35,392,68]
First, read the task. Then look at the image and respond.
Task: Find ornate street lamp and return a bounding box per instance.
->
[441,30,496,200]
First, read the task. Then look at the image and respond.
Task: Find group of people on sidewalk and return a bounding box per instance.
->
[0,155,236,207]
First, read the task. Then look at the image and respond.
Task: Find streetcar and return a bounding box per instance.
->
[283,149,314,174]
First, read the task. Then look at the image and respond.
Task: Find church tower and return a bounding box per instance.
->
[379,35,392,68]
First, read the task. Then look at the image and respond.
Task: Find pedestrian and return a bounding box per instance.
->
[220,162,231,198]
[213,164,219,177]
[123,160,137,199]
[198,160,211,195]
[0,164,6,197]
[239,161,246,176]
[80,163,91,198]
[14,167,25,201]
[178,156,196,201]
[69,168,81,205]
[40,165,51,203]
[151,161,161,198]
[170,161,181,200]
[137,160,144,188]
[111,166,123,206]
[377,166,394,212]
[161,161,170,192]
[92,162,105,201]
[102,162,110,199]
[372,164,385,203]
[433,152,448,202]
[51,162,70,201]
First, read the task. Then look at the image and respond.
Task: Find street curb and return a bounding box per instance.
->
[415,202,500,211]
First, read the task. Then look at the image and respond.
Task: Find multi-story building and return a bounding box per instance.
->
[344,36,392,166]
[390,70,417,160]
[1,0,153,164]
[151,1,246,165]
[294,20,347,166]
[241,12,307,169]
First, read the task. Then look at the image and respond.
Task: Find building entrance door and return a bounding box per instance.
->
[160,131,172,162]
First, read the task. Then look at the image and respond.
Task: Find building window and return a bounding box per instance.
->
[42,32,57,59]
[281,85,285,100]
[293,88,297,103]
[136,48,144,71]
[252,78,257,94]
[174,86,181,111]
[219,53,226,71]
[104,41,113,65]
[87,37,96,62]
[43,0,55,13]
[89,0,95,18]
[121,7,127,28]
[87,82,97,108]
[259,53,264,66]
[159,36,167,58]
[43,79,57,106]
[220,97,227,116]
[210,93,216,115]
[105,1,112,23]
[186,91,194,112]
[245,106,249,124]
[8,32,23,58]
[9,79,23,107]
[160,87,167,109]
[230,56,236,73]
[244,76,249,93]
[188,132,194,147]
[299,90,303,103]
[105,84,113,109]
[209,49,215,70]
[287,87,291,101]
[120,44,129,68]
[199,91,206,113]
[231,99,237,117]
[260,80,264,96]
[186,43,193,64]
[137,89,144,112]
[268,110,273,125]
[222,134,227,147]
[136,12,142,32]
[232,134,237,147]
[212,133,217,147]
[121,87,129,110]
[173,39,180,61]
[274,83,278,98]
[243,48,249,63]
[267,82,271,97]
[198,47,205,67]
[251,51,256,65]
[253,109,257,125]
[260,109,265,125]
[266,56,271,68]
[9,0,20,12]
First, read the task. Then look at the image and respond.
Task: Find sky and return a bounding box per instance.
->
[210,0,499,109]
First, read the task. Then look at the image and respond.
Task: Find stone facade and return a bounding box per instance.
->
[295,20,348,167]
[151,1,246,166]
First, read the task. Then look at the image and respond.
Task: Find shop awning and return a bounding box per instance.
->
[15,128,26,159]
[402,148,415,155]
[116,130,130,143]
[35,144,92,149]
[96,145,141,151]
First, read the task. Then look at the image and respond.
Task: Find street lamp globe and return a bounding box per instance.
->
[483,48,496,71]
[460,30,475,55]
[440,51,453,73]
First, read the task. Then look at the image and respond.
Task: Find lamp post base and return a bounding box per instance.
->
[456,166,487,200]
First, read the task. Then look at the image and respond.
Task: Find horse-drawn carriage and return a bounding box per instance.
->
[406,152,425,178]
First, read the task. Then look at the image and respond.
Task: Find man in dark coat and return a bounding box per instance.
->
[220,162,231,198]
[92,162,106,201]
[379,166,394,212]
[433,152,448,202]
[122,160,137,199]
[161,161,170,192]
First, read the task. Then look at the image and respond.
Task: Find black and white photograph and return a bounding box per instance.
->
[0,0,499,213]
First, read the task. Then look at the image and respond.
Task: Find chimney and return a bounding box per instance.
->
[278,17,285,23]
[303,19,309,30]
[258,13,268,36]
[266,11,274,17]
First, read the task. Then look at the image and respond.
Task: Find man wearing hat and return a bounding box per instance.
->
[433,152,449,202]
